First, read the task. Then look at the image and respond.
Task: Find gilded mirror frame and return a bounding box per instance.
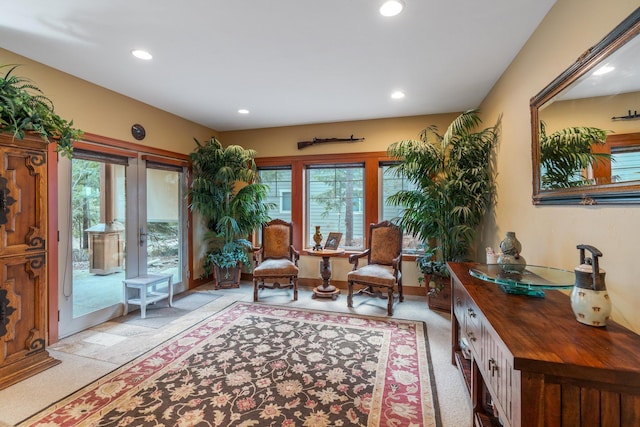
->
[531,8,640,205]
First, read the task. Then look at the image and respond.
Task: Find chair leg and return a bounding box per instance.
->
[387,287,394,316]
[398,279,404,302]
[253,278,258,302]
[347,281,353,308]
[293,277,298,301]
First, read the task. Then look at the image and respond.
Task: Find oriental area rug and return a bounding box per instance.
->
[19,302,441,427]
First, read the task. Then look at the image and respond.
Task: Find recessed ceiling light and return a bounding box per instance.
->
[380,0,404,17]
[592,63,615,76]
[391,91,405,99]
[238,109,250,114]
[131,49,153,60]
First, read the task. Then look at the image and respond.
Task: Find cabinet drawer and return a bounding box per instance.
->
[453,278,467,325]
[481,322,514,427]
[465,299,482,354]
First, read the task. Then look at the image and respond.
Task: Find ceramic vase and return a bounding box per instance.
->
[570,286,611,327]
[313,226,323,250]
[570,244,611,327]
[497,231,526,273]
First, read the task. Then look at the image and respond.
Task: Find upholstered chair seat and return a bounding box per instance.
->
[253,219,299,301]
[254,259,299,277]
[347,220,403,315]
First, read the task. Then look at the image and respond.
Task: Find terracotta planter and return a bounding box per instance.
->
[425,274,451,313]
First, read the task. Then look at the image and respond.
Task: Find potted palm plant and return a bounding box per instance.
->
[0,64,82,156]
[189,137,273,288]
[538,121,610,189]
[386,109,500,311]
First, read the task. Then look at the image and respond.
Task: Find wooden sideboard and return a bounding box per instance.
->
[448,262,640,427]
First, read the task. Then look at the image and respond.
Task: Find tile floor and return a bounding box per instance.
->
[0,282,471,427]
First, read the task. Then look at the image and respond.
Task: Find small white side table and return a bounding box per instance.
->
[123,274,174,318]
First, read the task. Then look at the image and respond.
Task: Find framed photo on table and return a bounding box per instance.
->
[324,232,342,250]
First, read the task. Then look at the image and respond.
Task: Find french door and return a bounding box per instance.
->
[58,148,188,337]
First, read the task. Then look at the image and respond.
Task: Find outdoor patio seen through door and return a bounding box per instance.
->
[58,151,187,338]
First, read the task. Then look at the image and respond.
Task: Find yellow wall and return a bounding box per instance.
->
[221,114,459,156]
[220,113,461,289]
[0,48,216,150]
[542,91,640,134]
[479,0,640,332]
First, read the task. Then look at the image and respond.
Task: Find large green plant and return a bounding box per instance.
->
[386,109,500,276]
[189,137,273,277]
[539,121,610,189]
[0,64,82,156]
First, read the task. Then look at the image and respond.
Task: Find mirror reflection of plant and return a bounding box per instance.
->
[539,121,610,189]
[188,137,274,278]
[387,109,500,278]
[0,64,82,156]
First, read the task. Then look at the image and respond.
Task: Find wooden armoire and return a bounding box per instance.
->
[0,133,59,390]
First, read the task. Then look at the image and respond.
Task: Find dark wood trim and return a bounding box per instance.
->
[47,143,59,344]
[72,140,138,158]
[291,161,304,251]
[141,154,190,168]
[81,132,190,161]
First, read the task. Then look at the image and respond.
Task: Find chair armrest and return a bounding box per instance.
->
[391,253,402,276]
[290,245,300,265]
[391,253,402,268]
[348,249,370,269]
[253,246,264,264]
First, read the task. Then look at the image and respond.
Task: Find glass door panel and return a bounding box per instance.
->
[145,167,182,285]
[59,152,188,338]
[71,159,126,317]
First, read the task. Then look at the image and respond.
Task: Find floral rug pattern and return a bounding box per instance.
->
[20,303,439,427]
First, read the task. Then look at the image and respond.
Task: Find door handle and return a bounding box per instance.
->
[139,228,146,247]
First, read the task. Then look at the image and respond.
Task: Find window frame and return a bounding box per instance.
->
[256,151,417,260]
[305,163,366,250]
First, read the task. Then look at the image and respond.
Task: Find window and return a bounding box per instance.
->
[255,151,414,257]
[307,164,364,250]
[259,167,292,223]
[611,146,640,183]
[280,190,292,213]
[381,163,419,251]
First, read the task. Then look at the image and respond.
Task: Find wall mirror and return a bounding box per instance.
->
[531,7,640,204]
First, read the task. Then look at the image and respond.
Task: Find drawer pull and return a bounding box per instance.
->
[488,358,499,376]
[467,308,476,318]
[468,332,477,342]
[456,297,462,306]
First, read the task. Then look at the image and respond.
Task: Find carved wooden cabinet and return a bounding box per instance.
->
[0,134,58,390]
[449,262,640,427]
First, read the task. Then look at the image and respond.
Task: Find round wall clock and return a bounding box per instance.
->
[131,124,146,140]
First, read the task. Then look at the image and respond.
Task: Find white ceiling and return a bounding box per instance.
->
[0,0,555,132]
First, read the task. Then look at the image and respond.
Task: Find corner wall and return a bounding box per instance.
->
[479,0,640,332]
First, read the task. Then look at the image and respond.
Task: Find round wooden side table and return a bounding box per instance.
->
[305,248,344,299]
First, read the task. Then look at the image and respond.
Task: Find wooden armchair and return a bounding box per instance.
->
[252,219,299,302]
[347,221,403,315]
